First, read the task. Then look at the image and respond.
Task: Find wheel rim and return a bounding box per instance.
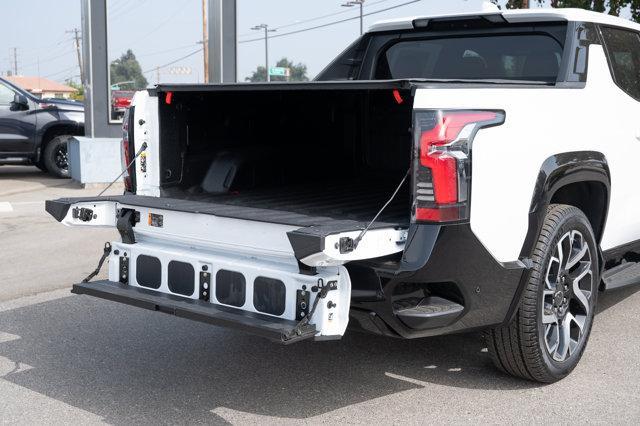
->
[542,230,593,362]
[55,143,68,170]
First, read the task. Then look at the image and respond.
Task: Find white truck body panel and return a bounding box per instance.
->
[413,45,640,262]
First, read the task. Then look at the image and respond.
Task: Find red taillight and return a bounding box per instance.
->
[121,108,133,192]
[413,110,504,223]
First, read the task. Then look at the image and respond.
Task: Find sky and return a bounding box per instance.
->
[0,0,628,86]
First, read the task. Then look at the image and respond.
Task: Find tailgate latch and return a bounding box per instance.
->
[72,207,95,222]
[338,237,355,254]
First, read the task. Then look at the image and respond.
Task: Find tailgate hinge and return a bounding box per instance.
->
[287,278,337,340]
[117,208,140,244]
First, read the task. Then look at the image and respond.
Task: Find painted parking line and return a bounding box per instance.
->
[0,202,13,212]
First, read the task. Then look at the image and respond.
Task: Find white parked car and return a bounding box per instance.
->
[47,8,640,382]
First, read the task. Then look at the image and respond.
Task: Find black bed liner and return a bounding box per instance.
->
[47,177,409,233]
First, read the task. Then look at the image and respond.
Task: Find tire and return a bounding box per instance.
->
[43,135,72,178]
[34,160,47,172]
[485,204,599,383]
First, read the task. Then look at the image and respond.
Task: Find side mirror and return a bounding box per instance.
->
[11,93,29,110]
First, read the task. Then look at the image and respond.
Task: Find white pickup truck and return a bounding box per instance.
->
[47,8,640,383]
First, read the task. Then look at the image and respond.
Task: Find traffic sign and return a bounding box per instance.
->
[268,67,290,77]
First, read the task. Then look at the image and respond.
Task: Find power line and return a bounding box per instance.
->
[239,0,422,44]
[106,2,129,20]
[237,0,394,38]
[109,0,147,20]
[20,48,76,70]
[142,48,203,74]
[138,43,200,58]
[43,64,78,79]
[15,35,72,57]
[124,0,191,49]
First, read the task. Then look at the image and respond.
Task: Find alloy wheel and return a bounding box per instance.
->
[55,144,68,170]
[542,230,593,362]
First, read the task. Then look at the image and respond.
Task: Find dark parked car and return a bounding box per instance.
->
[0,76,84,177]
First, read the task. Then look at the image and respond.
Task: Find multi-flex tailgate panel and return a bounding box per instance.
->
[46,195,409,266]
[72,280,316,344]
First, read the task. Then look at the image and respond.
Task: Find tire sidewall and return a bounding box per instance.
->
[535,208,599,378]
[43,135,71,178]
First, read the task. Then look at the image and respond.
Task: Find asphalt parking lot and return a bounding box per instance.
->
[1,166,639,424]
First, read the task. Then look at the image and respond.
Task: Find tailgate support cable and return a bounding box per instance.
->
[82,242,112,283]
[98,142,147,196]
[352,168,410,250]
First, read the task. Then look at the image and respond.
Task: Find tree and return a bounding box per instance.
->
[110,49,148,89]
[245,58,309,82]
[65,79,84,101]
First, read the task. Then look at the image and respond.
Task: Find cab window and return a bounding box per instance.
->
[601,26,640,100]
[0,82,16,106]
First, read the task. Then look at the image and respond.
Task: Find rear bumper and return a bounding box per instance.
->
[73,280,316,344]
[347,224,528,339]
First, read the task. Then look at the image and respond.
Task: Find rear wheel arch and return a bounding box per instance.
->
[37,122,83,161]
[504,151,610,323]
[522,151,610,256]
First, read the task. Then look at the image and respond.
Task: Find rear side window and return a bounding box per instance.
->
[601,27,640,100]
[375,34,563,83]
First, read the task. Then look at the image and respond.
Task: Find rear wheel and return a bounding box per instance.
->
[43,135,72,178]
[485,204,598,382]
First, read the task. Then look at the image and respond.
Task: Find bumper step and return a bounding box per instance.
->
[602,262,640,290]
[72,280,316,344]
[394,296,464,330]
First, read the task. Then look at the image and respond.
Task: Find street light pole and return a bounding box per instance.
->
[341,0,365,36]
[251,24,276,82]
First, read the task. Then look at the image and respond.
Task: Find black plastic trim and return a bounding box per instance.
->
[151,79,416,94]
[45,199,71,222]
[72,280,316,344]
[349,223,525,339]
[287,230,325,260]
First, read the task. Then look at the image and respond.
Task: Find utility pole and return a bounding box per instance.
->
[12,47,18,75]
[251,24,276,82]
[156,67,160,84]
[202,0,209,83]
[66,28,84,83]
[341,0,365,35]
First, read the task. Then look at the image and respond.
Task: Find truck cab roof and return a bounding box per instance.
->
[368,7,640,34]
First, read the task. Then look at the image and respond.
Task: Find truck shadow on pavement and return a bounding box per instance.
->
[0,287,636,423]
